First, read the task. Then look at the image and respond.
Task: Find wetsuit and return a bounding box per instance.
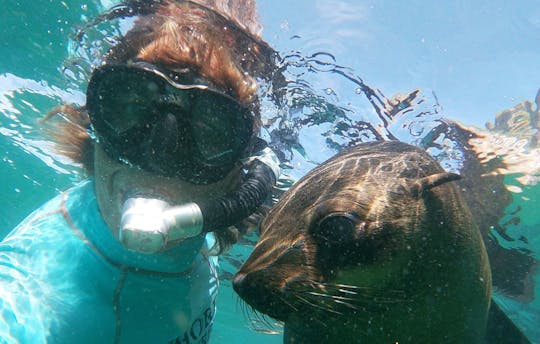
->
[0,180,218,344]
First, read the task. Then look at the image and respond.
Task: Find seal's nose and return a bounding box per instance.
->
[232,272,246,295]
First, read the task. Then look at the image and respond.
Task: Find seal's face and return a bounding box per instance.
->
[233,141,491,342]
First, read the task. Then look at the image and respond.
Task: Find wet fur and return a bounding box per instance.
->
[234,141,492,343]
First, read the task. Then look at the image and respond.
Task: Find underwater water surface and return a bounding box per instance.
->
[1,0,539,343]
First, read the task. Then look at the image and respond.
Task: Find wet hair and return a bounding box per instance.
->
[103,0,271,102]
[43,104,94,172]
[44,0,275,252]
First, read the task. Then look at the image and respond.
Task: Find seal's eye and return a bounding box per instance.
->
[312,213,361,247]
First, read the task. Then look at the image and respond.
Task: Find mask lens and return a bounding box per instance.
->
[93,68,163,134]
[192,94,251,166]
[87,64,254,183]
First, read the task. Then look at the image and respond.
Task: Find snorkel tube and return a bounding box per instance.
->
[119,147,280,254]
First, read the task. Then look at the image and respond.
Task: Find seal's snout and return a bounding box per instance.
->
[232,271,262,305]
[232,272,246,294]
[232,270,294,321]
[232,270,264,311]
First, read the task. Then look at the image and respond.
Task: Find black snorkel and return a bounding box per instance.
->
[199,148,278,233]
[120,147,280,253]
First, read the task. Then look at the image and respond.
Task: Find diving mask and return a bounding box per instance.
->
[86,61,255,184]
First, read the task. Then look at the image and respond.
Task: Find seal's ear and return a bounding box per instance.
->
[409,172,461,197]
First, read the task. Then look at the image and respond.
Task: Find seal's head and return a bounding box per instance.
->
[233,141,491,343]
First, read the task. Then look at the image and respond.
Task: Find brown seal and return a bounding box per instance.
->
[233,141,492,343]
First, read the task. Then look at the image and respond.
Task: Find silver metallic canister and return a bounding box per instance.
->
[119,197,203,254]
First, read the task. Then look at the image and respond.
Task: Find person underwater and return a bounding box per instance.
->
[0,0,280,343]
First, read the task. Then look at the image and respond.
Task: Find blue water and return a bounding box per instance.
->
[1,1,539,343]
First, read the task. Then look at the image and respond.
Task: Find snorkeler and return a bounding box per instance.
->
[0,0,279,343]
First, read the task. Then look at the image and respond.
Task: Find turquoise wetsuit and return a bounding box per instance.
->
[0,180,218,344]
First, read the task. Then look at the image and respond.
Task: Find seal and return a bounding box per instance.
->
[233,140,492,343]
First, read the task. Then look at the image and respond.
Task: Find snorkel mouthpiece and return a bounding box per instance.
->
[119,146,280,254]
[120,198,203,254]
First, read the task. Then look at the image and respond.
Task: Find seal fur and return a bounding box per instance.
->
[233,141,492,343]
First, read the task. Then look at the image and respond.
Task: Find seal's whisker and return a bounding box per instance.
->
[300,291,376,322]
[311,293,360,310]
[305,291,375,314]
[331,283,375,290]
[250,306,277,332]
[315,282,408,302]
[279,295,300,313]
[331,298,362,311]
[236,295,246,313]
[337,287,358,295]
[235,295,277,333]
[306,283,411,309]
[237,295,257,322]
[293,293,343,315]
[252,307,267,324]
[305,291,357,302]
[316,282,394,294]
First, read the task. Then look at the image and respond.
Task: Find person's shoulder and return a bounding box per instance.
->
[3,179,95,241]
[63,179,96,210]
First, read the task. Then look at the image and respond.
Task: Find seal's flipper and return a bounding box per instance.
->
[409,172,461,197]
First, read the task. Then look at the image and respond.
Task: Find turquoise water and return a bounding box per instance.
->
[1,1,539,343]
